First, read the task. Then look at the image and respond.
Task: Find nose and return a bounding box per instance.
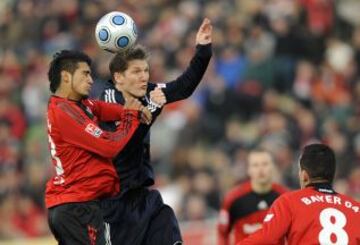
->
[88,75,94,85]
[140,71,149,83]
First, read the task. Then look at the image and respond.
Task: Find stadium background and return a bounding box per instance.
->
[0,0,360,244]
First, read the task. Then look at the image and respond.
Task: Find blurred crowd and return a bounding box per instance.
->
[1,0,360,240]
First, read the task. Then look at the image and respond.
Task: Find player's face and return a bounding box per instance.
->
[247,152,274,185]
[115,59,150,98]
[70,62,93,98]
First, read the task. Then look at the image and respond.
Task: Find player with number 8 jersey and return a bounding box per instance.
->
[240,144,360,245]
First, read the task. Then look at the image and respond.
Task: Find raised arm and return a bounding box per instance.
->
[160,18,213,104]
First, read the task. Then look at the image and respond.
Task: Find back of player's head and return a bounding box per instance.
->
[299,143,336,184]
[48,50,92,93]
[109,45,149,78]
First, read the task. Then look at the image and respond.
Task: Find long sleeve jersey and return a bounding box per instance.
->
[239,183,360,245]
[218,181,287,245]
[99,43,212,193]
[45,96,140,208]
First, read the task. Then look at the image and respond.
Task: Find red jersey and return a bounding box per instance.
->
[45,96,140,208]
[240,183,360,245]
[218,181,287,245]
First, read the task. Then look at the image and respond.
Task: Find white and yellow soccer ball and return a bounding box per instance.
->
[95,11,138,53]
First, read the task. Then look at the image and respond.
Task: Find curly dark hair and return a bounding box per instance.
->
[48,50,92,93]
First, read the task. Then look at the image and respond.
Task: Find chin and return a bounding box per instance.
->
[134,91,146,98]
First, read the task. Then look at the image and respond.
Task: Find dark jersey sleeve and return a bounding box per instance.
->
[160,43,212,104]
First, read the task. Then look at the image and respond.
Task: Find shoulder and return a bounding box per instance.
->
[275,188,307,205]
[102,88,117,103]
[53,100,86,125]
[223,181,253,207]
[98,80,117,102]
[103,79,115,90]
[337,192,360,205]
[101,86,123,104]
[272,183,289,194]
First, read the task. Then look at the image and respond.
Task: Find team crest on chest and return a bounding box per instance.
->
[257,200,268,210]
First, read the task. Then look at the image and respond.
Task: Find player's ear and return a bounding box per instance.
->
[114,72,124,85]
[61,70,71,84]
[301,169,311,183]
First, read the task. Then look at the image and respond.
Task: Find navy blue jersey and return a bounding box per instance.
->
[99,44,212,193]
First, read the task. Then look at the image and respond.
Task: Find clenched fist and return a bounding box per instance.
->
[124,97,152,124]
[150,87,166,107]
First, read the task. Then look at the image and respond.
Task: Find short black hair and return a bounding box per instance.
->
[300,143,336,184]
[109,45,148,78]
[48,50,91,93]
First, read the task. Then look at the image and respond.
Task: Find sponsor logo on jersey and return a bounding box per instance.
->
[85,123,103,138]
[318,188,335,194]
[157,83,166,88]
[243,223,262,234]
[258,200,268,210]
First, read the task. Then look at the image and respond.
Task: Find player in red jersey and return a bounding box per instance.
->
[45,50,149,244]
[240,143,360,245]
[218,149,287,245]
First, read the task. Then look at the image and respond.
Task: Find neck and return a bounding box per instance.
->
[306,179,331,187]
[115,85,136,100]
[55,89,82,101]
[251,181,272,194]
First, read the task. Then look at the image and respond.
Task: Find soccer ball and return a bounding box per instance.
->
[95,11,138,53]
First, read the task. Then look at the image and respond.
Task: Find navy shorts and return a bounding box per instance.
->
[100,188,182,245]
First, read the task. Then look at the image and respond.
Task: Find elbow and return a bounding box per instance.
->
[102,143,123,159]
[103,149,118,159]
[181,89,195,99]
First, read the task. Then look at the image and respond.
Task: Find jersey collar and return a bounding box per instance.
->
[306,182,336,194]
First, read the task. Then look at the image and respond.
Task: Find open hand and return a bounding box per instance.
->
[196,18,212,45]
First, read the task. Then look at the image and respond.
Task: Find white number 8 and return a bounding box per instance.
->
[319,208,349,244]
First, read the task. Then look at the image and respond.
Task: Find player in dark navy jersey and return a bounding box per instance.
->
[99,18,213,245]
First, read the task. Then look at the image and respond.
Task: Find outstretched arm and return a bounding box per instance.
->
[160,18,213,104]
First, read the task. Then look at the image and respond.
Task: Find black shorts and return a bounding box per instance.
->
[48,201,106,245]
[100,188,182,245]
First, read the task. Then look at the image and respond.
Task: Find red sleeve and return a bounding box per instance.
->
[55,102,139,159]
[86,99,128,122]
[218,195,232,245]
[218,183,252,245]
[239,195,291,245]
[218,208,230,245]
